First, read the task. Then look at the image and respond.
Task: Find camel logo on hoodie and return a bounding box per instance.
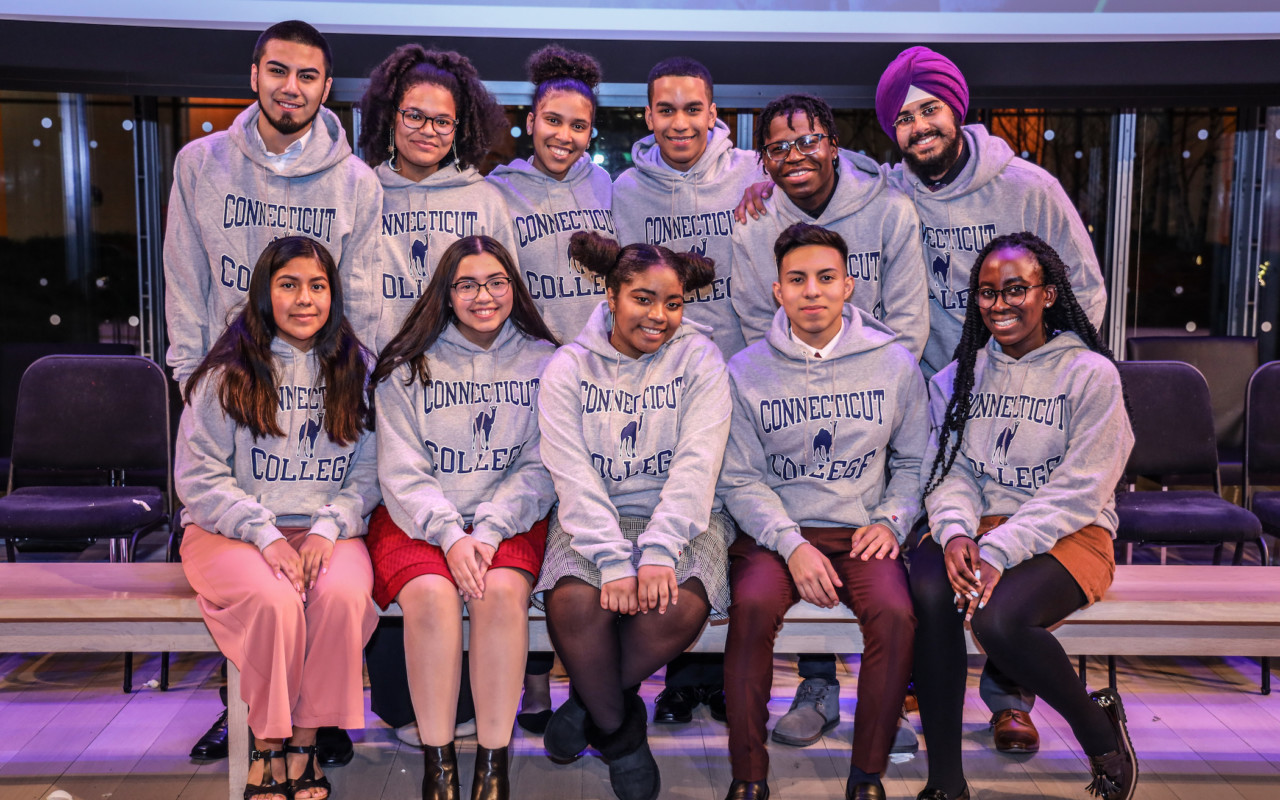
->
[297,408,325,459]
[932,252,951,284]
[410,237,429,278]
[618,416,642,459]
[473,406,497,452]
[993,423,1018,466]
[812,421,836,466]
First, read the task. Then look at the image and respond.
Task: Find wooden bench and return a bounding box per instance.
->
[2,562,1279,800]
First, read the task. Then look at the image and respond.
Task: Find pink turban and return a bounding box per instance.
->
[875,46,969,143]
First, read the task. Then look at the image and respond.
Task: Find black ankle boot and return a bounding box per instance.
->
[423,742,460,800]
[470,745,509,800]
[587,694,659,800]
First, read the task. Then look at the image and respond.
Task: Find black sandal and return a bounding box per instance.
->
[245,747,290,800]
[284,743,332,800]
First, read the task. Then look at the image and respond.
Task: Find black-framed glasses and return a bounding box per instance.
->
[397,108,457,135]
[893,102,945,130]
[763,133,830,162]
[975,284,1049,308]
[450,277,512,301]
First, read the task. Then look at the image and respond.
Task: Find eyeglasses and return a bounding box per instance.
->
[893,102,945,130]
[397,108,457,135]
[975,284,1048,308]
[450,276,512,301]
[763,133,830,162]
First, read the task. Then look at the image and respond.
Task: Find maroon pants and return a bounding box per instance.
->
[724,528,915,781]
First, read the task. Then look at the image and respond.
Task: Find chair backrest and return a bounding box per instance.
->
[1245,360,1280,484]
[8,355,170,492]
[1116,360,1220,487]
[1125,336,1258,455]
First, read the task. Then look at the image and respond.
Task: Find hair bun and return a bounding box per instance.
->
[568,231,619,277]
[527,44,602,89]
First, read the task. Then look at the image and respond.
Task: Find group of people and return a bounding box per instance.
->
[165,19,1137,800]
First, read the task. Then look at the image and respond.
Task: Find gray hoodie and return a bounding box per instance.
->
[375,320,557,553]
[487,155,616,341]
[925,332,1133,572]
[537,301,731,583]
[163,104,382,384]
[612,120,762,359]
[886,125,1108,376]
[373,162,518,352]
[175,338,381,550]
[731,151,929,360]
[719,305,929,559]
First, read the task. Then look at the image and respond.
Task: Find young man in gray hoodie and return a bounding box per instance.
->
[163,19,380,765]
[874,44,1110,756]
[611,56,762,726]
[163,20,382,387]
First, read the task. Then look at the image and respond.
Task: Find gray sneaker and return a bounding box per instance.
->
[771,678,840,746]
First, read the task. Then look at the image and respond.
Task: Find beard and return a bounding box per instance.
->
[258,97,317,137]
[902,125,963,181]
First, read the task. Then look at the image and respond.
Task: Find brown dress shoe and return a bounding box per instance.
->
[991,708,1040,754]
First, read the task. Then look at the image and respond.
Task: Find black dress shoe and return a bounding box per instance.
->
[846,780,886,800]
[916,785,970,800]
[315,726,354,767]
[703,687,728,723]
[652,686,700,724]
[725,779,770,799]
[189,710,229,761]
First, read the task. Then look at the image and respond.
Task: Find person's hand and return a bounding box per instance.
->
[943,536,983,603]
[262,539,305,598]
[637,564,679,614]
[600,576,639,615]
[732,180,775,223]
[297,533,334,592]
[970,557,1002,621]
[786,542,842,608]
[446,537,495,601]
[849,523,900,561]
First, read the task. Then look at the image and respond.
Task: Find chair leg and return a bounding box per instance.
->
[1108,656,1117,689]
[5,539,16,562]
[1232,539,1245,566]
[1212,544,1224,565]
[123,652,133,693]
[1257,537,1270,566]
[161,653,170,691]
[1078,656,1088,685]
[1263,657,1272,696]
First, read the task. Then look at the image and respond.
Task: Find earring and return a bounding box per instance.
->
[388,129,401,173]
[451,138,461,170]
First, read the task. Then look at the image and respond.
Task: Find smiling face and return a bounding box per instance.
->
[763,112,838,214]
[977,245,1057,360]
[395,82,457,182]
[271,254,331,350]
[895,95,963,181]
[250,38,332,151]
[773,244,853,351]
[528,88,593,181]
[607,263,685,358]
[645,76,717,172]
[449,251,514,349]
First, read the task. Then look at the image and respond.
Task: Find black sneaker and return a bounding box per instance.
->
[1086,688,1138,800]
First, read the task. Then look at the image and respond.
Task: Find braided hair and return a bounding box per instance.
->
[754,93,839,165]
[358,44,506,171]
[922,231,1116,496]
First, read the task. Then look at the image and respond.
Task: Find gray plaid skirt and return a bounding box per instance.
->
[532,510,732,620]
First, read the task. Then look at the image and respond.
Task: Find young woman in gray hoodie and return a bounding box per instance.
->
[176,236,380,800]
[914,232,1137,800]
[366,236,559,800]
[534,231,731,800]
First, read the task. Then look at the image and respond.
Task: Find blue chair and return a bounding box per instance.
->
[1244,360,1280,567]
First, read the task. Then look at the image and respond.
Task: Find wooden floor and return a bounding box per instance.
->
[1,648,1277,800]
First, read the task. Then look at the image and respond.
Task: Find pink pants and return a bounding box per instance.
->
[180,525,378,739]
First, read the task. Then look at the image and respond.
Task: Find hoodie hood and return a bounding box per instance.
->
[889,124,1015,201]
[376,160,485,191]
[572,300,711,361]
[763,303,898,362]
[773,150,889,226]
[228,103,354,178]
[490,153,597,186]
[630,118,738,185]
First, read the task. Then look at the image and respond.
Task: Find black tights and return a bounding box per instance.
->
[545,576,711,733]
[910,536,1117,796]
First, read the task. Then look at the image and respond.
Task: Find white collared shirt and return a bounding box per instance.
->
[254,123,314,174]
[788,317,844,359]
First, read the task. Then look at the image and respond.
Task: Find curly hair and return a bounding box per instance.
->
[754,93,839,165]
[527,44,602,115]
[358,44,506,171]
[922,231,1116,496]
[569,231,715,295]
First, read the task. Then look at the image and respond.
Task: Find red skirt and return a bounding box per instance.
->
[366,504,549,610]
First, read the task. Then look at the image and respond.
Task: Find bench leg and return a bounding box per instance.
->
[228,662,248,800]
[1263,657,1272,696]
[1108,656,1117,690]
[123,652,133,693]
[1078,656,1087,686]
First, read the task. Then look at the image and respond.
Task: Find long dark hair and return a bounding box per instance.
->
[185,236,370,446]
[370,235,559,398]
[357,44,506,171]
[923,231,1115,496]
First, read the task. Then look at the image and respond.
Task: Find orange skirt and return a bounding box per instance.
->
[976,516,1115,605]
